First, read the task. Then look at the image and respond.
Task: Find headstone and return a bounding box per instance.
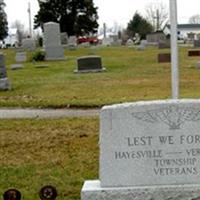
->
[188,49,200,56]
[22,38,36,51]
[75,56,106,73]
[0,53,11,90]
[126,39,134,46]
[81,99,200,200]
[102,38,113,46]
[60,32,68,45]
[43,22,65,60]
[3,189,21,200]
[194,40,200,48]
[158,53,171,63]
[15,52,27,63]
[136,40,147,51]
[68,36,77,50]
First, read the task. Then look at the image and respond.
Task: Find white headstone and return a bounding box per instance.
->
[100,100,200,187]
[82,99,200,200]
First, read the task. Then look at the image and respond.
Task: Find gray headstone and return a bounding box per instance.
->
[0,66,7,78]
[22,38,36,51]
[0,54,7,78]
[68,36,77,50]
[0,54,11,90]
[100,100,200,187]
[75,56,106,73]
[60,32,68,45]
[43,22,64,60]
[81,99,200,200]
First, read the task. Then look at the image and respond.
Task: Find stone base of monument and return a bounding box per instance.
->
[74,56,106,73]
[45,46,65,61]
[0,78,11,90]
[82,180,200,200]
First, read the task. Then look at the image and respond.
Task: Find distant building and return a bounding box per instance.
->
[163,24,200,40]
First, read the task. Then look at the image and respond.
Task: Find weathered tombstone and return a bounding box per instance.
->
[0,53,11,90]
[68,36,77,50]
[39,186,57,200]
[158,53,171,63]
[22,38,36,51]
[15,52,27,63]
[82,99,200,200]
[60,32,68,45]
[75,56,106,73]
[43,22,64,60]
[3,189,21,200]
[194,40,200,48]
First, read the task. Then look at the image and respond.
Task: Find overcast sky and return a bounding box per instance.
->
[4,0,200,30]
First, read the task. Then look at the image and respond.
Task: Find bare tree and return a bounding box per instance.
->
[145,2,169,31]
[189,14,200,24]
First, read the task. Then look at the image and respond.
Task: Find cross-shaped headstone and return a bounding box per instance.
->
[170,0,179,99]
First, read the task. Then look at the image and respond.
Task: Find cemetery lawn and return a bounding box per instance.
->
[0,117,99,200]
[1,46,200,108]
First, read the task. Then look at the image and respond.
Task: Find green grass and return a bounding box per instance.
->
[1,46,200,108]
[0,118,99,200]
